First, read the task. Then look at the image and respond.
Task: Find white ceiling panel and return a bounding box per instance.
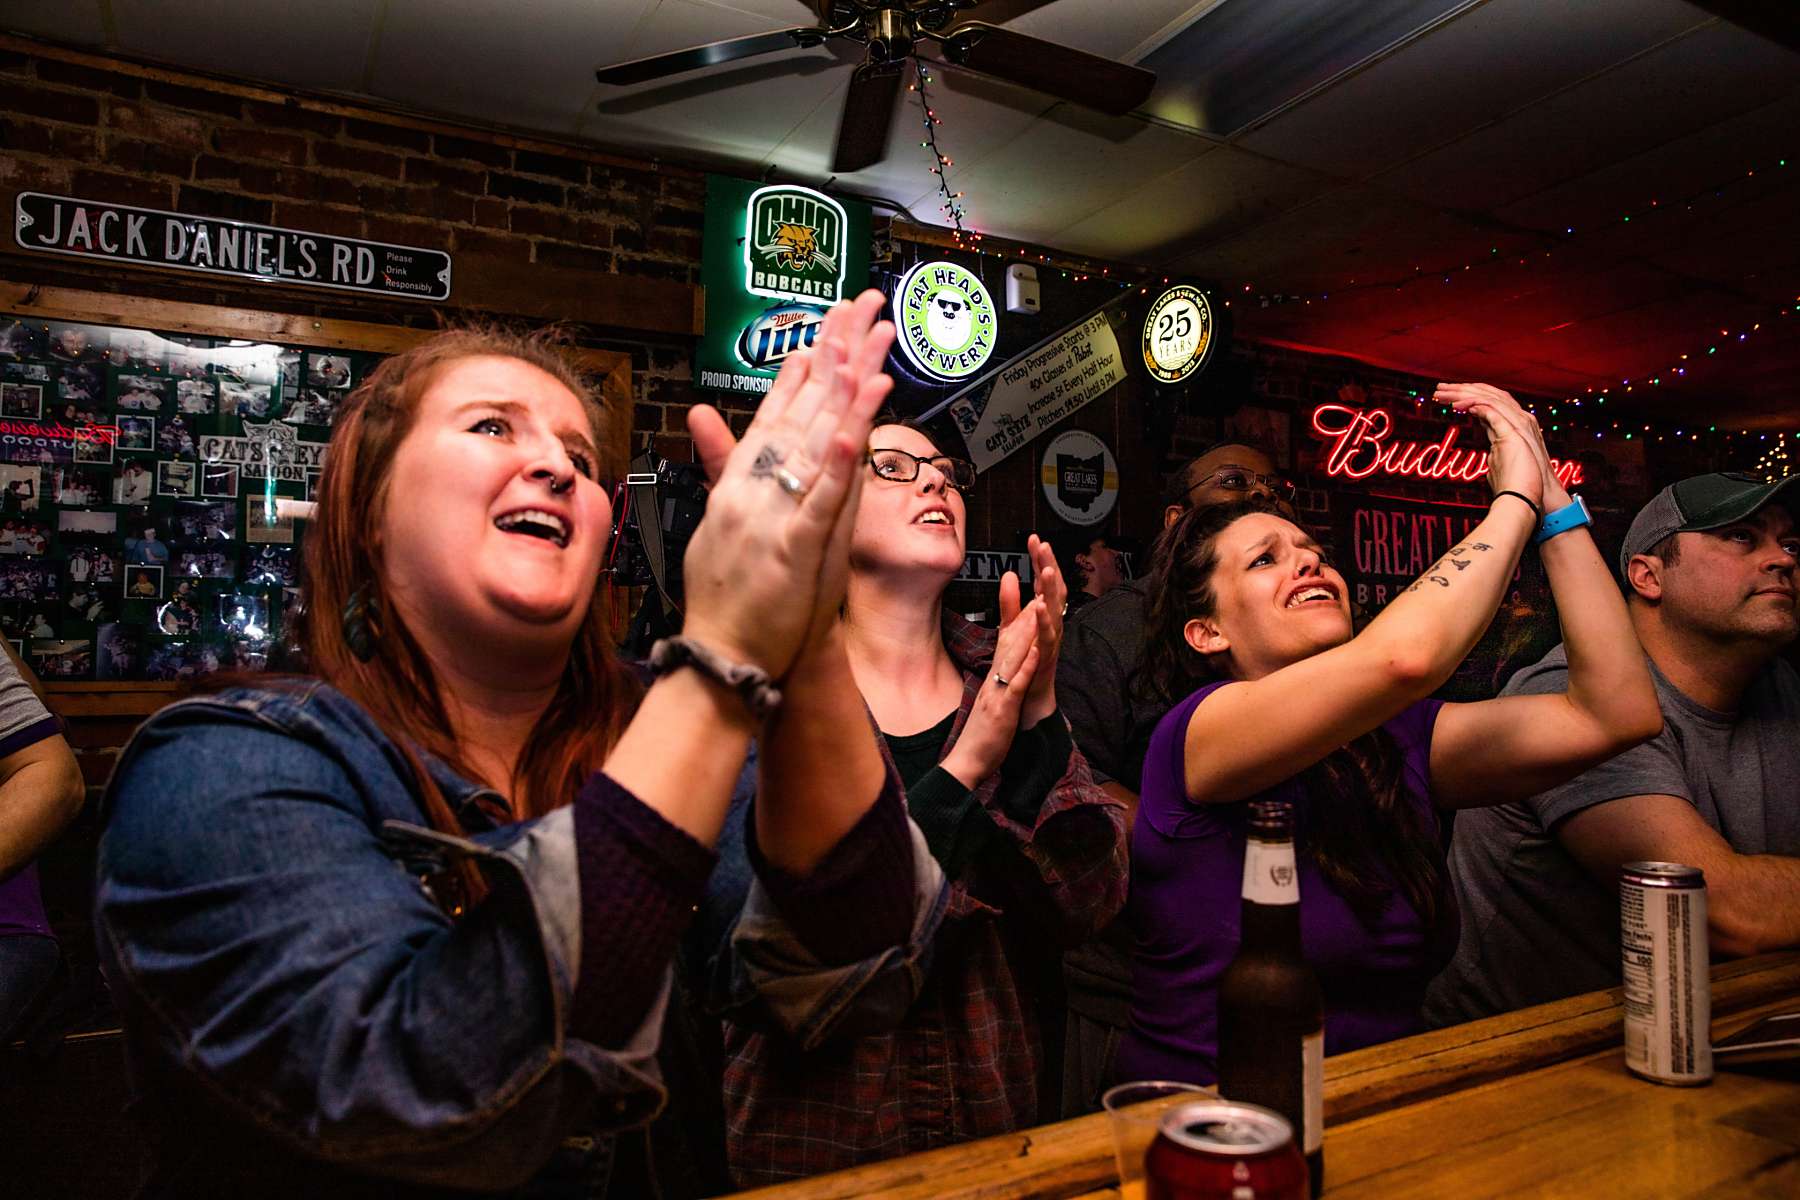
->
[372,0,665,136]
[109,0,380,95]
[1054,144,1328,263]
[1368,21,1800,212]
[1004,0,1220,64]
[0,1,109,45]
[1173,183,1487,289]
[1493,88,1800,240]
[1237,0,1712,179]
[760,64,1054,206]
[915,105,1207,246]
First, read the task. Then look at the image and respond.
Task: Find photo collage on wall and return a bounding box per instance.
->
[0,314,380,681]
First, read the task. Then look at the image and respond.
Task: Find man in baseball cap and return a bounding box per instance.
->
[1427,472,1800,1024]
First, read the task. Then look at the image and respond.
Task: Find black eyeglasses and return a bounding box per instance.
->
[1188,468,1296,502]
[867,448,976,492]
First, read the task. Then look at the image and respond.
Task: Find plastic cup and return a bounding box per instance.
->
[1102,1079,1214,1194]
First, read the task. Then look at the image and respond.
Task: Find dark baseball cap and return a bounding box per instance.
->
[1618,472,1800,576]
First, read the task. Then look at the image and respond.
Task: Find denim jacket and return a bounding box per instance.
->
[94,680,945,1199]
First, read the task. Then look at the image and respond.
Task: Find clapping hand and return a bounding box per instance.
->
[1011,535,1065,730]
[1434,383,1554,515]
[941,587,1040,789]
[682,290,895,678]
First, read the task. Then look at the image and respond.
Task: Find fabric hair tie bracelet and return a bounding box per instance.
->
[648,637,782,719]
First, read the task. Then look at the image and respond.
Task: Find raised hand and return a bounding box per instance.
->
[1019,535,1065,729]
[941,595,1040,788]
[680,289,895,677]
[1434,382,1551,513]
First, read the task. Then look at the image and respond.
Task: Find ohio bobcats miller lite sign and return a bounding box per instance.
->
[735,304,824,372]
[696,175,869,395]
[743,185,847,304]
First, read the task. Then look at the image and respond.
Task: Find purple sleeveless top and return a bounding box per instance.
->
[1116,682,1457,1086]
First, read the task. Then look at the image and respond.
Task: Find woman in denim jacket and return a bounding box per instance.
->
[95,296,941,1198]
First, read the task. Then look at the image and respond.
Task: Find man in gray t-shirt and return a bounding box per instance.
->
[1426,472,1800,1026]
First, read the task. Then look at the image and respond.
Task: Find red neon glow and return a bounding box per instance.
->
[0,420,120,445]
[1310,404,1583,489]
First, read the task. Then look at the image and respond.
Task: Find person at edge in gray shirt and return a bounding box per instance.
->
[1054,441,1296,1114]
[1426,471,1800,1026]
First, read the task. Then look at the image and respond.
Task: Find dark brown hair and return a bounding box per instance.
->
[302,325,639,899]
[1139,498,1444,929]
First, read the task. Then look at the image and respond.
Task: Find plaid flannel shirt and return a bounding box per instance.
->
[721,612,1129,1187]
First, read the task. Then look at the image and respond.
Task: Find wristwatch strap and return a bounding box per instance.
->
[648,636,782,718]
[1535,494,1592,544]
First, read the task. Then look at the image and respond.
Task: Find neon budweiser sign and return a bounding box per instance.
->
[1310,404,1583,489]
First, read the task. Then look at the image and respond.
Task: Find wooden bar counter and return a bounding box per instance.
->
[737,952,1800,1199]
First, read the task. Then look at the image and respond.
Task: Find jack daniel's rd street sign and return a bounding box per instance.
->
[14,192,452,302]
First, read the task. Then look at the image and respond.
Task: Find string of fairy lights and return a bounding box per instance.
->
[911,60,973,248]
[901,97,1792,466]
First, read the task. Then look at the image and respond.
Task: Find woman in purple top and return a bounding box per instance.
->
[1118,384,1663,1085]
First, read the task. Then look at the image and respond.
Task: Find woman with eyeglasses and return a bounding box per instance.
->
[717,419,1129,1186]
[1117,383,1659,1089]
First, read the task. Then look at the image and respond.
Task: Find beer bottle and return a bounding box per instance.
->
[1218,799,1324,1196]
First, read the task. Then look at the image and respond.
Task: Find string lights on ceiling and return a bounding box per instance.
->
[912,60,974,248]
[1751,432,1791,483]
[1231,155,1791,311]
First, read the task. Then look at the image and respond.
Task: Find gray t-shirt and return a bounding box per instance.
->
[1424,643,1800,1026]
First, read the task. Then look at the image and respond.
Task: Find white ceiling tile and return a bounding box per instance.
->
[585,8,852,167]
[1493,89,1800,240]
[373,0,661,137]
[0,1,109,44]
[107,0,379,95]
[758,63,1051,200]
[1237,0,1713,178]
[919,107,1209,246]
[1054,144,1328,264]
[1002,0,1217,63]
[1367,21,1800,212]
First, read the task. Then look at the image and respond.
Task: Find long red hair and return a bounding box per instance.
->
[301,326,639,881]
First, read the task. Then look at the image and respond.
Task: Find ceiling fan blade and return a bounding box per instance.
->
[832,61,904,174]
[935,22,1156,115]
[596,27,822,86]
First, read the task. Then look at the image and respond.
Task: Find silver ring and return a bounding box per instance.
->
[993,673,1009,687]
[773,467,808,501]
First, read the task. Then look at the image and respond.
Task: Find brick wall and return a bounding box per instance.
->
[0,44,710,460]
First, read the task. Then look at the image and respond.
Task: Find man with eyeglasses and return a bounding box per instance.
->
[1055,441,1295,1116]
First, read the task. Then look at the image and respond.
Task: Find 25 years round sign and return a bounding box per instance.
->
[1039,430,1118,527]
[1141,283,1216,385]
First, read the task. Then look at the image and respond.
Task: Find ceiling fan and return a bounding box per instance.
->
[594,1,1157,174]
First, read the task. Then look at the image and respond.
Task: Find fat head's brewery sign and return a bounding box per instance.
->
[894,259,997,383]
[13,192,452,302]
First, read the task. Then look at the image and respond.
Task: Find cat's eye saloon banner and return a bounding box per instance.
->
[947,309,1125,473]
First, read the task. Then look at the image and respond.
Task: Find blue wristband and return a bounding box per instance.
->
[1535,494,1592,544]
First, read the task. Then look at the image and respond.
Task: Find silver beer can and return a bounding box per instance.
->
[1620,861,1712,1085]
